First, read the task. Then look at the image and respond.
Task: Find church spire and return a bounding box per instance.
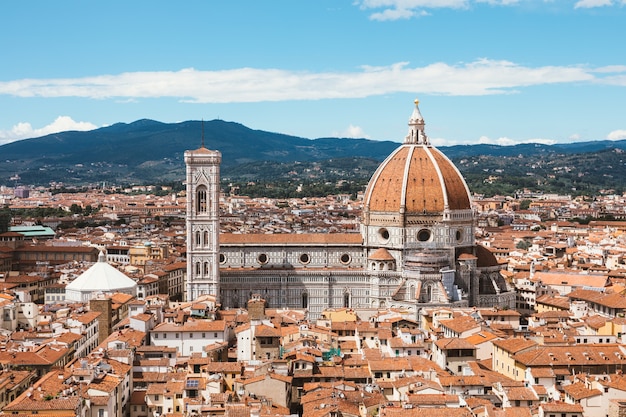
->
[405,99,429,145]
[201,119,205,149]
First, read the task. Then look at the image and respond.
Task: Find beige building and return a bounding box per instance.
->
[129,242,169,267]
[492,338,537,381]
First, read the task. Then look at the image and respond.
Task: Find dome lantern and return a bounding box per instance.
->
[405,99,429,145]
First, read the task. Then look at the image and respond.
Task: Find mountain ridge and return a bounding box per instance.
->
[2,119,626,197]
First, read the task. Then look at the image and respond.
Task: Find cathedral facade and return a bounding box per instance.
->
[185,101,515,318]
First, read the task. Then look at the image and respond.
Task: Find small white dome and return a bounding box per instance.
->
[65,252,137,302]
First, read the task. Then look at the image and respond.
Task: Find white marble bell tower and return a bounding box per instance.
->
[185,138,222,302]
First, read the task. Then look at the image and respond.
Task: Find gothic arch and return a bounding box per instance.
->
[196,185,208,213]
[343,289,351,308]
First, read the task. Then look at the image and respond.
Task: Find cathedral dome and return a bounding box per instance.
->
[363,101,471,217]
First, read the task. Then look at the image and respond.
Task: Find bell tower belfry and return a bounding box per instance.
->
[185,136,222,302]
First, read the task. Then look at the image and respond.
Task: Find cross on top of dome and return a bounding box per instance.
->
[405,99,429,145]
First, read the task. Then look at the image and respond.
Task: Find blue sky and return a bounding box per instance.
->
[1,0,625,147]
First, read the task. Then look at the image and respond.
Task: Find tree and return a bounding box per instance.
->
[0,206,11,233]
[519,200,532,210]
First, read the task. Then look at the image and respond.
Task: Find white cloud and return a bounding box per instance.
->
[574,0,612,8]
[569,133,581,141]
[477,135,556,146]
[356,0,622,17]
[600,73,626,86]
[475,0,520,5]
[334,125,370,139]
[356,0,522,20]
[607,129,626,140]
[0,116,97,145]
[0,59,610,104]
[430,137,462,146]
[592,65,626,73]
[478,135,516,146]
[370,8,416,20]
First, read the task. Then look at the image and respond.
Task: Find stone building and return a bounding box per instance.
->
[186,101,515,318]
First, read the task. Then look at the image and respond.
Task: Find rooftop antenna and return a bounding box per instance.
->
[201,119,205,148]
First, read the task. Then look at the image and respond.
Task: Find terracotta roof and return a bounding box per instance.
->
[534,271,609,288]
[380,406,472,417]
[364,142,471,215]
[541,402,585,413]
[438,315,480,334]
[435,338,476,350]
[514,344,626,366]
[368,247,395,261]
[492,338,537,354]
[562,382,602,400]
[568,288,626,309]
[255,324,281,337]
[504,386,538,401]
[465,331,500,346]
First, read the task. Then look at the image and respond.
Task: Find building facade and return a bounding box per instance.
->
[185,101,516,318]
[185,144,222,302]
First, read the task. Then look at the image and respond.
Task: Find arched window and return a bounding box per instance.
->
[196,186,208,213]
[301,293,308,309]
[195,262,201,275]
[203,231,209,247]
[203,262,209,275]
[408,284,416,301]
[343,293,350,308]
[195,231,201,247]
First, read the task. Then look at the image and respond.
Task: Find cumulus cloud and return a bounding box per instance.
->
[334,125,370,139]
[608,130,626,140]
[592,65,626,73]
[477,135,556,146]
[574,0,612,8]
[0,116,97,145]
[356,0,620,18]
[430,137,463,146]
[357,0,514,20]
[0,60,610,104]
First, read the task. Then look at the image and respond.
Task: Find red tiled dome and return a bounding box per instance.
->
[363,101,471,215]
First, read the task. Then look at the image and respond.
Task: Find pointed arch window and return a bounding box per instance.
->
[203,231,209,247]
[203,261,209,276]
[196,186,208,213]
[408,284,416,301]
[195,231,201,247]
[195,262,201,276]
